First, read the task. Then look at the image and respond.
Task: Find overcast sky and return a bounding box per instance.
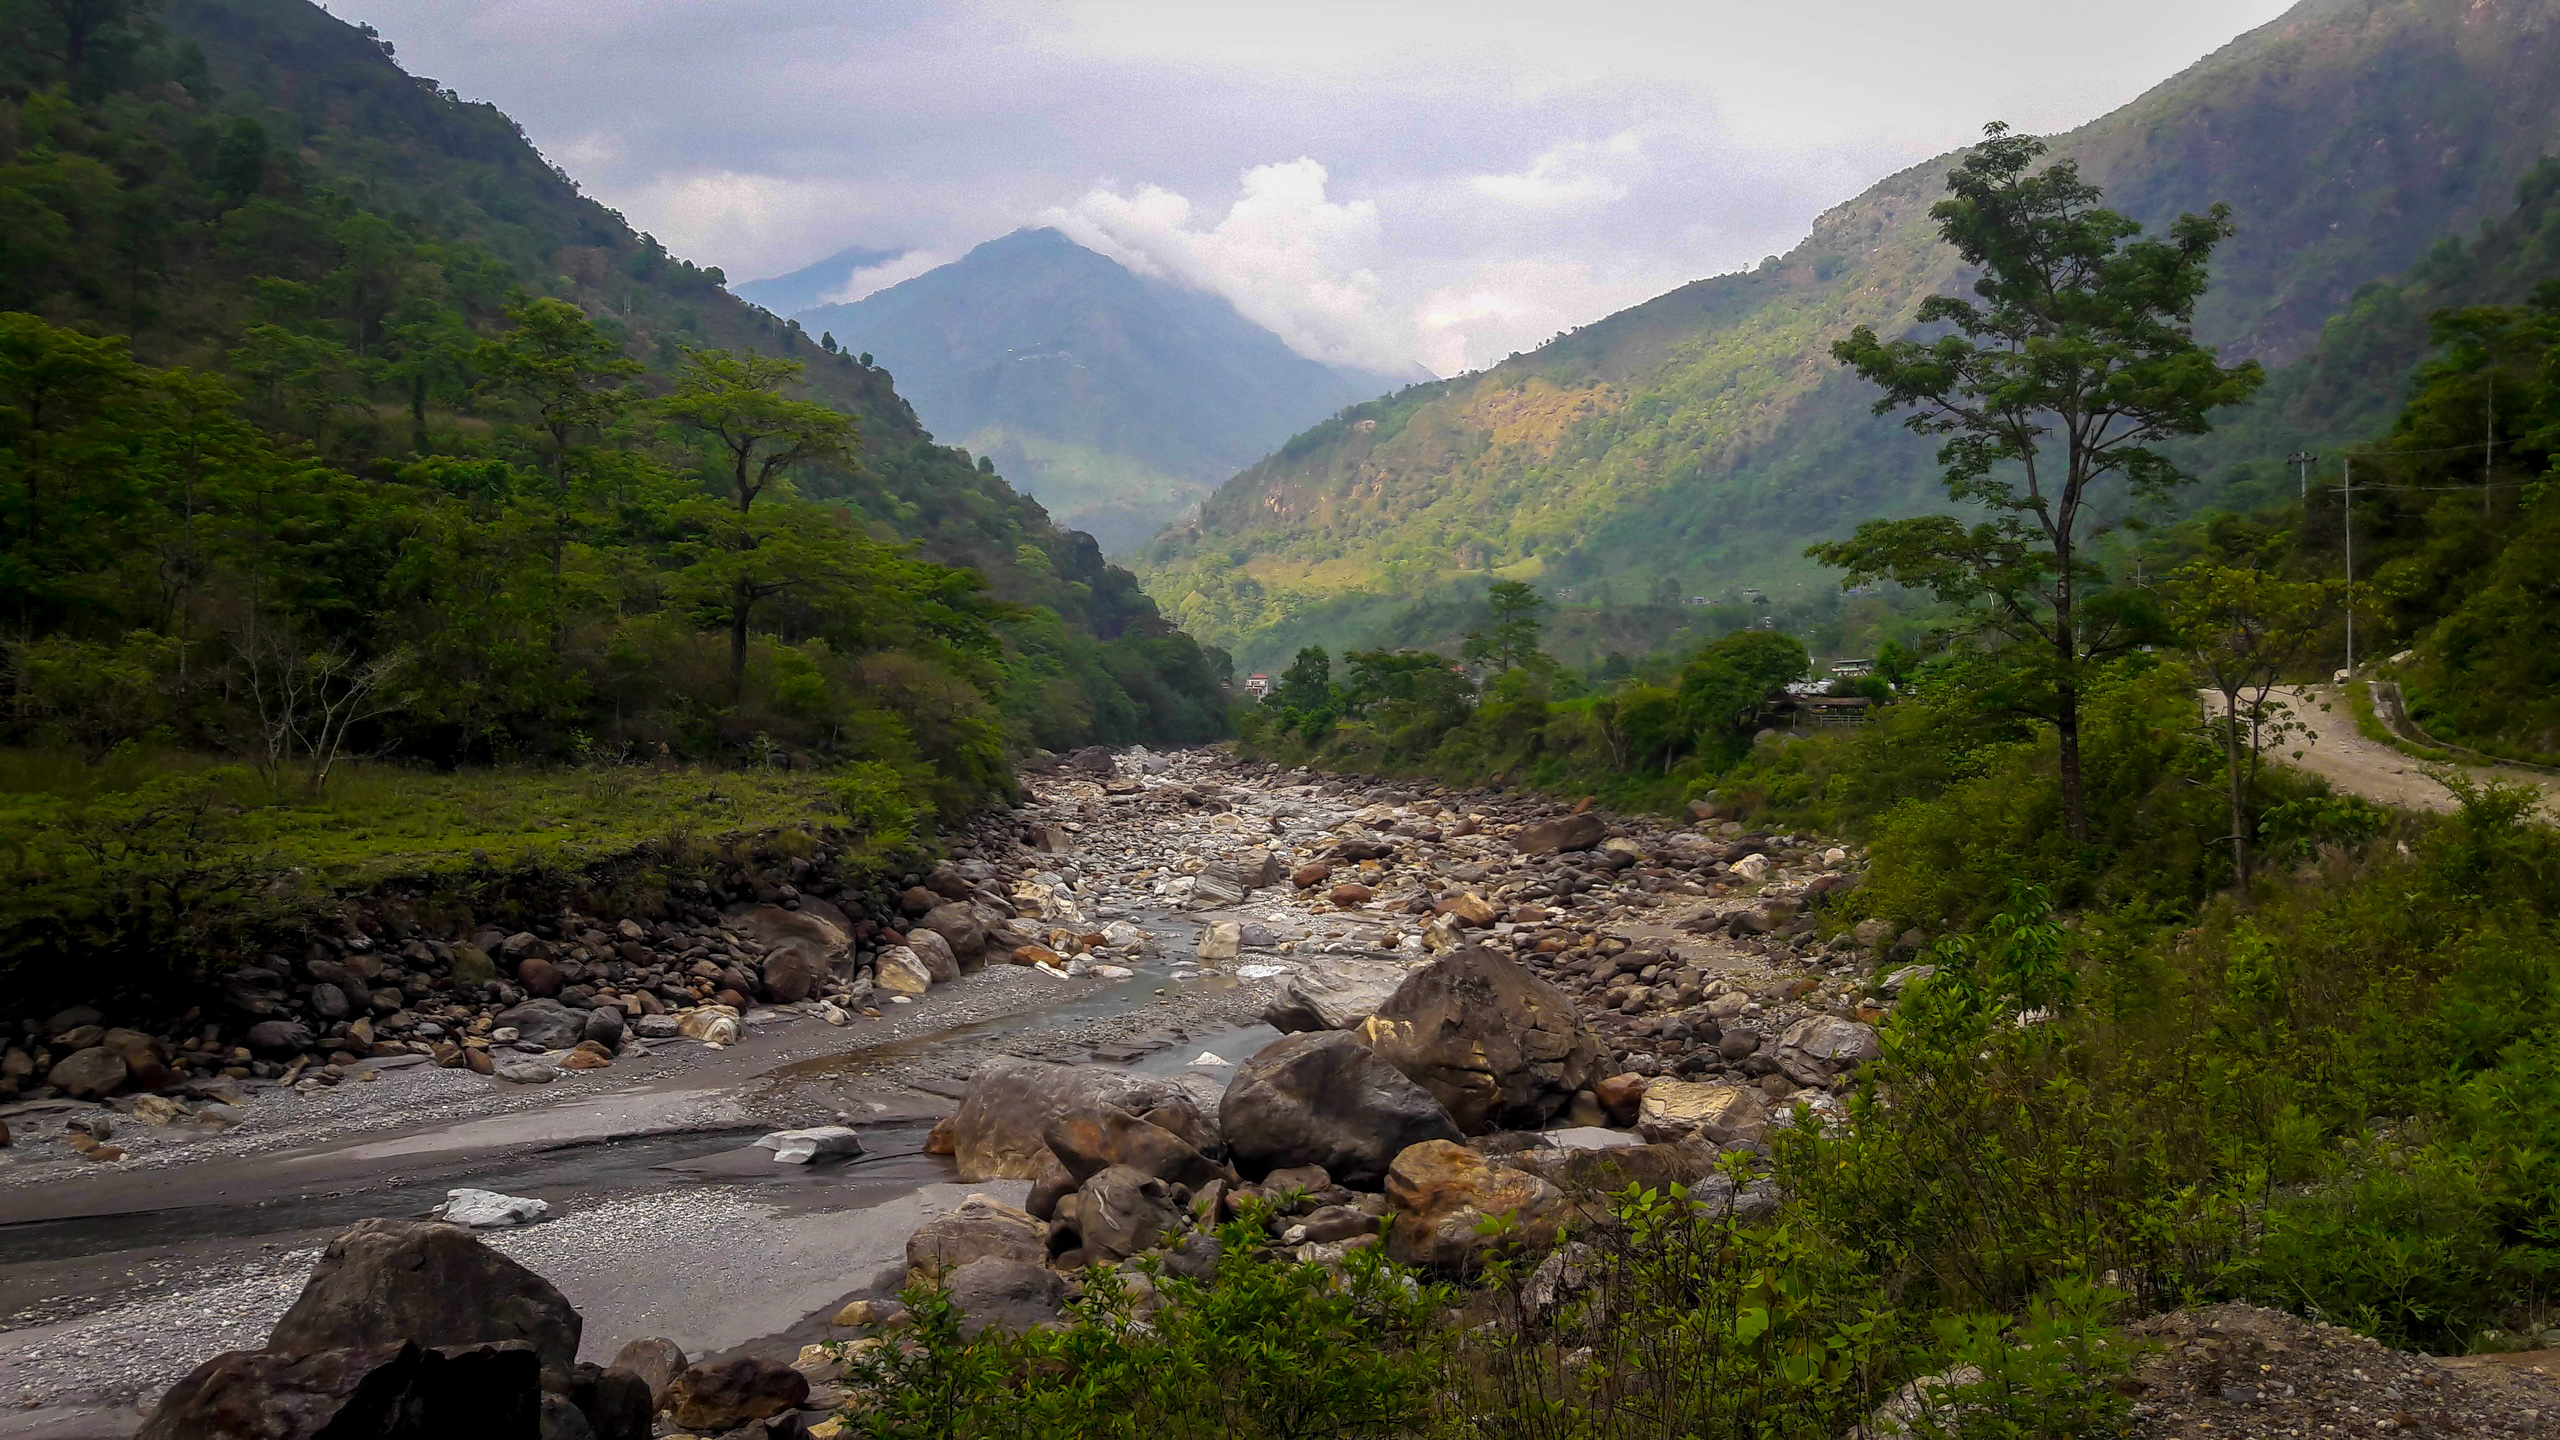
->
[337,0,2299,377]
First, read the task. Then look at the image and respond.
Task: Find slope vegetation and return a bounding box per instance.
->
[1139,0,2560,668]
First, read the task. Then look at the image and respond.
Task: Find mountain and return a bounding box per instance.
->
[1136,0,2560,671]
[3,0,1230,770]
[796,228,1415,553]
[734,244,909,318]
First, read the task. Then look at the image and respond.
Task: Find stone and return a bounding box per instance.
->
[1218,1030,1463,1188]
[1327,882,1373,907]
[1780,1016,1881,1067]
[1066,745,1116,775]
[47,1045,127,1099]
[906,928,962,984]
[268,1217,582,1389]
[907,1193,1049,1279]
[1731,852,1770,883]
[516,956,564,998]
[757,1126,866,1164]
[1599,837,1647,866]
[138,1340,538,1440]
[1384,1140,1570,1270]
[310,983,352,1021]
[676,1008,740,1046]
[1291,862,1333,889]
[130,1093,186,1125]
[1049,1165,1181,1265]
[1196,921,1242,962]
[1594,1073,1647,1127]
[1262,957,1406,1034]
[495,1058,560,1084]
[1507,1139,1721,1200]
[668,1356,809,1431]
[433,1188,550,1227]
[1043,1104,1228,1190]
[1513,813,1607,856]
[1191,867,1249,907]
[580,1006,625,1050]
[1355,947,1605,1133]
[1286,1204,1380,1245]
[942,1257,1067,1337]
[494,1000,585,1050]
[46,1003,105,1035]
[1024,1145,1077,1221]
[946,1062,1196,1181]
[1234,851,1289,888]
[569,1363,652,1440]
[449,945,498,988]
[245,1019,317,1055]
[1435,892,1498,928]
[606,1338,687,1412]
[874,946,933,996]
[1636,1080,1771,1145]
[917,903,991,968]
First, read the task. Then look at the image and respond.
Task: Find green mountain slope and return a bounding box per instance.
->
[1139,0,2560,670]
[3,0,1229,776]
[797,228,1410,553]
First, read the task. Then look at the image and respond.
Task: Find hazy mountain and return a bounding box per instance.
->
[1135,0,2560,668]
[734,244,909,318]
[797,228,1418,552]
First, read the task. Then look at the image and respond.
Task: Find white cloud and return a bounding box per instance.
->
[1468,133,1641,209]
[1048,160,1413,374]
[819,250,948,306]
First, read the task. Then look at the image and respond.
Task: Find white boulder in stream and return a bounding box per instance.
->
[433,1188,550,1227]
[756,1126,866,1164]
[1196,921,1242,963]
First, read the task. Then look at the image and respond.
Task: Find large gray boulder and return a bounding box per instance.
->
[493,1000,585,1051]
[906,928,962,985]
[1512,812,1607,856]
[1218,1031,1462,1188]
[1262,957,1407,1034]
[1042,1104,1229,1190]
[947,1063,1196,1181]
[140,1340,538,1440]
[916,903,990,968]
[1356,947,1604,1133]
[905,1194,1049,1280]
[738,903,850,1004]
[1049,1166,1182,1266]
[266,1219,581,1391]
[943,1257,1067,1336]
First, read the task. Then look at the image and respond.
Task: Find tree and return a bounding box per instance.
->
[2162,562,2338,892]
[1270,646,1333,715]
[474,297,640,599]
[1676,630,1807,756]
[658,349,857,695]
[1816,123,2263,841]
[1463,580,1547,676]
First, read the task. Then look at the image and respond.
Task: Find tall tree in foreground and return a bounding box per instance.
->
[1816,123,2263,841]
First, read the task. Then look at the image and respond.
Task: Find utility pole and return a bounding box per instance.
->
[2343,454,2355,677]
[2289,450,2316,499]
[2486,381,2496,519]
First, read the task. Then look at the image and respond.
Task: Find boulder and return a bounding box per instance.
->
[494,1058,559,1085]
[675,1007,739,1046]
[606,1338,687,1411]
[906,928,962,985]
[1781,1016,1881,1067]
[1049,1165,1182,1265]
[494,1000,585,1051]
[916,903,989,965]
[1261,956,1406,1034]
[1384,1140,1569,1270]
[1636,1080,1771,1145]
[1355,948,1605,1133]
[1043,1104,1227,1190]
[46,1045,127,1100]
[756,1126,865,1164]
[947,1062,1195,1181]
[906,1194,1050,1279]
[266,1218,582,1390]
[245,1019,316,1055]
[1066,745,1116,775]
[1327,883,1373,907]
[1594,1073,1646,1127]
[1234,851,1288,888]
[1505,1139,1720,1200]
[139,1340,538,1440]
[1218,1031,1462,1188]
[450,945,499,988]
[943,1257,1067,1337]
[1191,867,1250,908]
[515,956,564,998]
[1513,813,1607,856]
[1291,862,1333,889]
[568,1363,653,1440]
[668,1357,808,1432]
[1196,921,1242,962]
[874,946,934,996]
[580,1006,625,1050]
[432,1189,549,1227]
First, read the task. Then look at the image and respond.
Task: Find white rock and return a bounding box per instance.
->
[1732,853,1771,882]
[815,1002,849,1026]
[757,1126,867,1164]
[1235,963,1287,980]
[875,946,933,996]
[1823,847,1849,868]
[1197,921,1242,962]
[1090,964,1135,980]
[1190,1052,1231,1067]
[492,1058,558,1084]
[435,1188,549,1227]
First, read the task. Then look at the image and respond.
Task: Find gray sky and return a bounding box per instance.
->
[339,0,2300,376]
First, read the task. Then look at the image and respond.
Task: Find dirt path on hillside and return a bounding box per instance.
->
[2207,686,2560,818]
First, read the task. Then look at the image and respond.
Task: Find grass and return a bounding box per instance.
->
[0,746,893,893]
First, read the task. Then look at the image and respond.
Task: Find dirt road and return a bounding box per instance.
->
[2210,686,2559,817]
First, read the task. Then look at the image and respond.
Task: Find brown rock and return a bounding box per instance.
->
[899,886,939,917]
[1327,883,1373,907]
[1434,892,1498,928]
[1292,862,1333,889]
[267,1218,581,1390]
[1594,1072,1647,1127]
[138,1340,537,1440]
[946,1062,1196,1181]
[1636,1080,1771,1145]
[906,1194,1049,1280]
[669,1356,809,1431]
[1513,812,1607,856]
[515,956,563,998]
[1384,1140,1568,1270]
[922,1113,959,1156]
[1042,1104,1228,1190]
[1010,945,1060,968]
[47,1045,127,1100]
[608,1337,687,1412]
[561,1042,614,1070]
[1355,947,1605,1133]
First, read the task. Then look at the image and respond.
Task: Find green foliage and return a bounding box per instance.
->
[1904,1278,2140,1440]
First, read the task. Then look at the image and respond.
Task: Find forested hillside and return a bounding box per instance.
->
[1139,0,2560,671]
[0,0,1228,805]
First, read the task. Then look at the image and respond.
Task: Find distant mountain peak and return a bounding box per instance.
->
[734,243,909,317]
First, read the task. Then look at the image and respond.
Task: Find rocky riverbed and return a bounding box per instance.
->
[0,745,1893,1437]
